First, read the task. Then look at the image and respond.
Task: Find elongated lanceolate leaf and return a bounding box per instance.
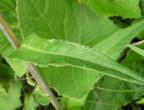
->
[9,34,144,85]
[93,20,144,60]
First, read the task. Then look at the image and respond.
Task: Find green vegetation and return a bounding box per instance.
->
[0,0,144,110]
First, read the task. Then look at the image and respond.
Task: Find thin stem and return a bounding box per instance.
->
[0,15,20,49]
[132,40,144,46]
[0,15,63,110]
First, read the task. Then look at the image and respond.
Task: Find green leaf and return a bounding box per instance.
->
[17,0,119,46]
[24,94,38,110]
[34,86,50,106]
[84,44,144,110]
[122,49,144,98]
[24,86,50,110]
[5,58,27,77]
[39,66,101,99]
[83,0,141,18]
[0,81,22,110]
[9,34,144,85]
[61,97,84,110]
[93,20,144,60]
[83,77,139,110]
[137,98,144,104]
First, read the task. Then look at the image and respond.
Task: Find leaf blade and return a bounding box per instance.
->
[83,0,141,18]
[9,34,144,85]
[93,20,144,60]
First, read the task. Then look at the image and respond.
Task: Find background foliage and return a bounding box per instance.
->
[0,0,144,110]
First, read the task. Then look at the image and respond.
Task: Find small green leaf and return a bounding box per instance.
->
[34,86,50,106]
[24,93,38,110]
[26,73,36,86]
[0,81,22,110]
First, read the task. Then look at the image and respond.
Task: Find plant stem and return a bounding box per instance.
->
[0,15,20,49]
[132,40,144,46]
[0,15,63,110]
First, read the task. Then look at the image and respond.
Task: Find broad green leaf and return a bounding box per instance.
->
[85,44,144,110]
[83,0,141,18]
[127,44,144,57]
[9,35,144,85]
[79,20,144,109]
[16,1,119,108]
[39,66,101,99]
[83,77,133,110]
[17,0,119,46]
[93,20,144,60]
[0,81,21,110]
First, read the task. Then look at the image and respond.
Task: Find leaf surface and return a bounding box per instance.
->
[83,0,141,18]
[39,66,101,99]
[0,81,21,110]
[9,35,144,85]
[17,0,119,46]
[93,20,144,60]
